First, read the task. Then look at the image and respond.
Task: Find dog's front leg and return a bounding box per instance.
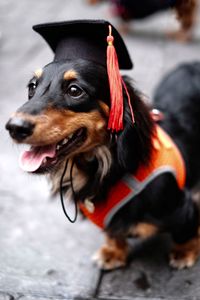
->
[92,234,129,270]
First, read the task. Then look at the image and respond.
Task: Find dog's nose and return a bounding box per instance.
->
[5,117,35,141]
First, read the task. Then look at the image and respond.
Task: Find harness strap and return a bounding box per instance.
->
[104,166,176,227]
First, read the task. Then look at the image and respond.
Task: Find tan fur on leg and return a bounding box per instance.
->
[170,235,200,269]
[92,235,129,270]
[130,222,159,239]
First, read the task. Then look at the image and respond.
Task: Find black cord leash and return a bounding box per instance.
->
[59,159,78,223]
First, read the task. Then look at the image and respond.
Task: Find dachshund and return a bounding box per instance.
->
[87,0,197,41]
[5,53,200,269]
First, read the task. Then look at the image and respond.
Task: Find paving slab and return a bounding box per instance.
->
[1,0,200,299]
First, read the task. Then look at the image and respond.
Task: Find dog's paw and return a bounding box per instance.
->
[169,250,196,269]
[92,245,127,270]
[169,237,200,269]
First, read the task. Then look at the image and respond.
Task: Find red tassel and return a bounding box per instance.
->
[107,25,124,132]
[107,25,135,132]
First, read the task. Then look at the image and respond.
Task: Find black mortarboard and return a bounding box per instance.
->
[33,19,132,69]
[32,19,134,132]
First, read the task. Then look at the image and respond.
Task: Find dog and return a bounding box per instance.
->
[87,0,197,41]
[5,20,200,270]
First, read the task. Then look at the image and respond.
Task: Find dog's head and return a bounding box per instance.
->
[6,59,154,176]
[5,59,112,174]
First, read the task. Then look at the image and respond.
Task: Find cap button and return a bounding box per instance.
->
[107,35,114,46]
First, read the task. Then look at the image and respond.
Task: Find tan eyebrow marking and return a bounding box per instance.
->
[63,69,77,81]
[34,68,43,78]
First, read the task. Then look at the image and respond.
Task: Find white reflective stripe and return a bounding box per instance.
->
[122,174,140,190]
[104,166,177,227]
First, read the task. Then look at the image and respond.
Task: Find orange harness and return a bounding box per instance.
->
[79,126,186,229]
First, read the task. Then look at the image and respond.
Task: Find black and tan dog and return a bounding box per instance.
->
[88,0,197,41]
[6,20,200,270]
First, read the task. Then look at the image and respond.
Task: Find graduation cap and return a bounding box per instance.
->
[33,19,134,132]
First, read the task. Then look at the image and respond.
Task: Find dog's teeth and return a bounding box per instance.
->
[68,133,73,139]
[56,145,61,150]
[63,138,68,144]
[43,158,47,164]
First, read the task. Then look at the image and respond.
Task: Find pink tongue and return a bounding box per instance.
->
[19,144,56,172]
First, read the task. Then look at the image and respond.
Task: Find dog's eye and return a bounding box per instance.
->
[28,82,37,99]
[67,85,83,98]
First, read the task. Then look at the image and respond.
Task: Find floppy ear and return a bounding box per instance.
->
[116,76,155,173]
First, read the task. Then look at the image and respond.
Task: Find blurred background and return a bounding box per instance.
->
[1,1,200,299]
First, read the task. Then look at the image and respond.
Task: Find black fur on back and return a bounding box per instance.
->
[153,62,200,188]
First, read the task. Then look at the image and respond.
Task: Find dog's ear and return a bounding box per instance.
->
[116,76,155,172]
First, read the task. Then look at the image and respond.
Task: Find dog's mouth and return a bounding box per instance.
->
[19,127,87,173]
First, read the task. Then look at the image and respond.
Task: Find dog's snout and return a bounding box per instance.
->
[5,117,35,141]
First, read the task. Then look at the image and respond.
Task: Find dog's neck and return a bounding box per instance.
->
[49,145,113,199]
[49,133,152,205]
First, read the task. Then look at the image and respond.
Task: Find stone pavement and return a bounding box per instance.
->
[0,0,200,299]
